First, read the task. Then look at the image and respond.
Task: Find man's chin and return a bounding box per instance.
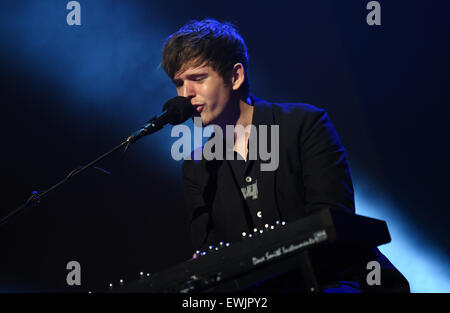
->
[192,112,215,127]
[192,114,207,126]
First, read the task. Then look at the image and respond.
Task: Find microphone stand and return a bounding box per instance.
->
[0,115,163,227]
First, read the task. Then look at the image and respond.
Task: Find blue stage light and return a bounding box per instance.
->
[355,184,450,293]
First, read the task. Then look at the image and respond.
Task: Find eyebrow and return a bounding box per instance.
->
[173,72,208,85]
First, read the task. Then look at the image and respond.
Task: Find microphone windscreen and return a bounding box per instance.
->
[162,96,195,125]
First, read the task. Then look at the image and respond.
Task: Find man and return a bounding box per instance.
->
[161,19,409,292]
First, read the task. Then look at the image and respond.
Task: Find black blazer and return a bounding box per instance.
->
[182,96,354,248]
[181,96,409,291]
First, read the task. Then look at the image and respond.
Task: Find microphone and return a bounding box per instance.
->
[126,96,194,143]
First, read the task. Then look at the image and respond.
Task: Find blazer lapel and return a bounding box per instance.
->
[252,96,283,223]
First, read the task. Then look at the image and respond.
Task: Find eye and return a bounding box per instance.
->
[193,75,207,82]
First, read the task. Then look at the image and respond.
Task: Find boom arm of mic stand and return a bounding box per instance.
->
[1,132,144,227]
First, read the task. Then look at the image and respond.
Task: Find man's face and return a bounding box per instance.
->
[173,62,232,126]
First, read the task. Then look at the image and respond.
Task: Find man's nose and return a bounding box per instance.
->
[181,81,196,98]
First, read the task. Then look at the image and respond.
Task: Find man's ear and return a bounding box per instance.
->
[231,63,245,91]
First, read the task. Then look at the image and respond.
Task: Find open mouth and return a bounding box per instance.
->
[192,104,204,115]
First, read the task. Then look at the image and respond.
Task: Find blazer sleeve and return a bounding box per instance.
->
[299,108,355,214]
[181,160,218,251]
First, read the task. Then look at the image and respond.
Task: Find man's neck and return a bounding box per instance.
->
[235,96,254,128]
[216,96,253,130]
[235,98,253,161]
[215,96,254,161]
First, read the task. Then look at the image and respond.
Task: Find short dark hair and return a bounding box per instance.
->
[161,18,250,99]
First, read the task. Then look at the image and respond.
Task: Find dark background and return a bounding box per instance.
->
[0,0,449,292]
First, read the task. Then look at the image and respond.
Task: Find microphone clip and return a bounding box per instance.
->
[125,116,162,144]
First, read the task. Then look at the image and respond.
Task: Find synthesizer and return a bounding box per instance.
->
[109,208,390,293]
